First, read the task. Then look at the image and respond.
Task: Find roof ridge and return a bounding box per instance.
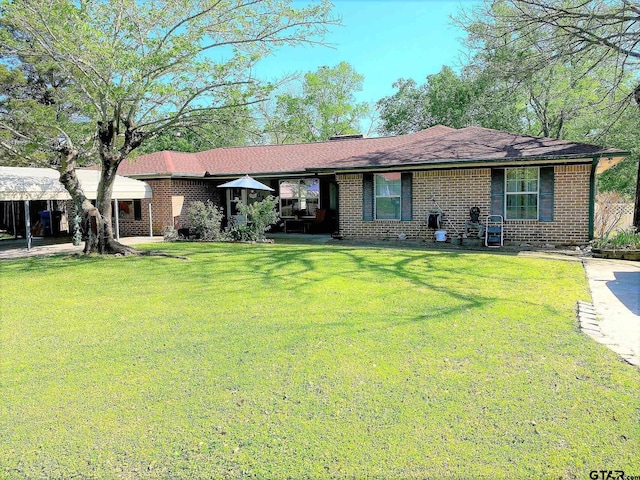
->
[162,151,176,172]
[456,125,605,147]
[188,126,452,155]
[193,134,398,154]
[133,126,455,163]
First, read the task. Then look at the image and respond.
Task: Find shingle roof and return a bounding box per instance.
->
[117,125,625,177]
[321,127,626,170]
[117,126,455,176]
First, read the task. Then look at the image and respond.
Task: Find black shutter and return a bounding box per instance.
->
[490,168,505,216]
[401,172,412,221]
[362,173,374,221]
[539,166,554,222]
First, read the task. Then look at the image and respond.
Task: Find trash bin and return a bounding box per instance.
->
[39,210,52,237]
[434,230,447,242]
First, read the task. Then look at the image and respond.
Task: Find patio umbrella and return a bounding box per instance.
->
[217,175,274,191]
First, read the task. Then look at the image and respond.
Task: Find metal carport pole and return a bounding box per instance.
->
[11,201,17,239]
[148,203,153,238]
[24,200,31,251]
[113,198,120,241]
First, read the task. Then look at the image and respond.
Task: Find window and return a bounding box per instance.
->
[363,172,412,222]
[279,179,319,217]
[117,201,133,219]
[116,200,143,221]
[375,172,401,220]
[133,199,142,221]
[505,167,538,220]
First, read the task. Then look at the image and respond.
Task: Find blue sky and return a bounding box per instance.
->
[254,0,481,105]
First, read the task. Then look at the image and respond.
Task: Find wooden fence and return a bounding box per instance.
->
[595,202,634,235]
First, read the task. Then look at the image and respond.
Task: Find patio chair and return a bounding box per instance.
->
[307,208,327,234]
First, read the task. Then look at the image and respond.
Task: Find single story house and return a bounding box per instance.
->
[109,126,627,245]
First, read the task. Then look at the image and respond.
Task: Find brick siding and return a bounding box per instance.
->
[118,178,220,236]
[336,164,593,245]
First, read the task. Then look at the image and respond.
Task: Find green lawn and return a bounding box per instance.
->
[1,242,638,479]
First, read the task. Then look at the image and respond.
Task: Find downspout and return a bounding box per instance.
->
[588,155,599,240]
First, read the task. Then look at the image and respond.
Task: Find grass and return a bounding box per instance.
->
[1,241,639,479]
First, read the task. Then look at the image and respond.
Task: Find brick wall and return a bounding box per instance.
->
[336,164,593,245]
[118,178,171,236]
[62,197,154,238]
[115,199,152,237]
[503,164,592,245]
[170,179,220,230]
[119,178,220,236]
[59,179,221,237]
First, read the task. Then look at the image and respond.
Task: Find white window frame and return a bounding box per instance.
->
[374,173,401,220]
[505,167,539,220]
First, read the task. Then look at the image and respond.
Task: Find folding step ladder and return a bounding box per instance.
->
[485,215,504,248]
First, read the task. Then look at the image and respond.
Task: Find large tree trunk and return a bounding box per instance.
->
[87,159,138,255]
[58,146,101,249]
[633,85,640,231]
[55,120,146,255]
[57,135,138,256]
[633,159,640,231]
[82,120,146,255]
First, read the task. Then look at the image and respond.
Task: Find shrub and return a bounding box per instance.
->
[592,227,640,249]
[162,226,180,242]
[187,200,224,241]
[232,196,279,241]
[228,224,256,242]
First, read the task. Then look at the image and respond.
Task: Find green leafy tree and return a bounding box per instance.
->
[137,105,260,154]
[376,66,526,136]
[261,62,370,143]
[458,2,621,139]
[592,103,640,198]
[0,0,337,254]
[424,66,474,129]
[374,78,430,135]
[456,0,640,227]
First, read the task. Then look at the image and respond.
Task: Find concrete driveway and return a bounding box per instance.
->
[0,236,163,259]
[582,258,640,367]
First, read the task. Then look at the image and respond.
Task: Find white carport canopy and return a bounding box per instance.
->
[0,166,152,201]
[0,167,153,249]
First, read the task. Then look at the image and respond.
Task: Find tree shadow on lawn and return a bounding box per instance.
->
[1,242,572,330]
[180,243,572,330]
[0,253,110,274]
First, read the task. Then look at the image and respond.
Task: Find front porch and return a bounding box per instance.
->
[219,174,338,234]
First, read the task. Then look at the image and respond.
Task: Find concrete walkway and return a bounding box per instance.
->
[0,236,163,259]
[582,258,640,367]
